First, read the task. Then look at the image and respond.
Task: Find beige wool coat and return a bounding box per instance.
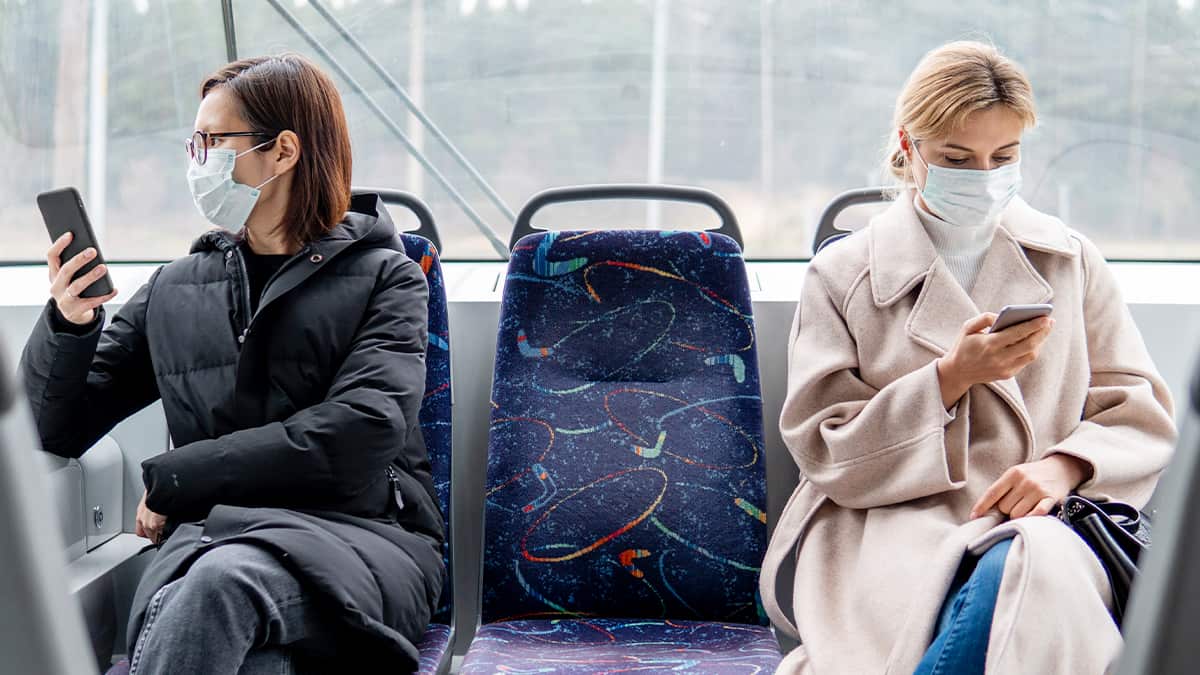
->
[760,193,1177,675]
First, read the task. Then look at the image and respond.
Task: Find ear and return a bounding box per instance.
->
[271,130,302,174]
[898,129,911,153]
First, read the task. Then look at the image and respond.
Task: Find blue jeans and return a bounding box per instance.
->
[913,538,1013,675]
[127,543,327,675]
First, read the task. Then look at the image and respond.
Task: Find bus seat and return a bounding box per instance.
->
[104,204,457,674]
[0,340,96,674]
[1116,354,1200,674]
[812,187,890,255]
[359,188,456,671]
[399,231,454,620]
[398,223,455,673]
[460,226,780,672]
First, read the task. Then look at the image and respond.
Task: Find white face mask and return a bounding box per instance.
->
[187,139,279,231]
[912,141,1022,227]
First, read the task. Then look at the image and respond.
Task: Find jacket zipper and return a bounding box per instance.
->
[233,244,311,348]
[386,464,405,512]
[233,248,253,347]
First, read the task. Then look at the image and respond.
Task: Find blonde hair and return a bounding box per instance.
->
[884,41,1037,189]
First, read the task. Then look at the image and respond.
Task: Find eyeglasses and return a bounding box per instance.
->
[185,130,274,166]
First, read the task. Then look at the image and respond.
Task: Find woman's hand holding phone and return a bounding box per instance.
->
[936,311,1055,408]
[47,232,118,325]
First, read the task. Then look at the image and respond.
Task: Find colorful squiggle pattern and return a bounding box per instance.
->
[475,230,775,670]
[459,618,780,674]
[400,234,453,632]
[414,623,452,674]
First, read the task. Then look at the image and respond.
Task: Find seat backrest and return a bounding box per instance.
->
[0,343,94,673]
[812,187,889,254]
[481,229,767,625]
[1117,356,1200,674]
[398,232,453,625]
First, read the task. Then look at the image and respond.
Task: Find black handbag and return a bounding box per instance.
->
[1054,494,1152,625]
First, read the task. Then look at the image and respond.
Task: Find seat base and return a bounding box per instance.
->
[104,623,453,675]
[416,623,452,674]
[460,618,781,673]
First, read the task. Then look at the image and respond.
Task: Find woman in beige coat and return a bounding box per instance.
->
[761,42,1177,675]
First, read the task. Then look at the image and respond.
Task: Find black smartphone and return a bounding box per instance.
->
[36,187,113,298]
[988,303,1053,334]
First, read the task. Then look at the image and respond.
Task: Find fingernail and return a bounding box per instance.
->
[85,248,95,257]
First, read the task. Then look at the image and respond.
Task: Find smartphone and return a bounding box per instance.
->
[988,303,1053,334]
[36,187,113,298]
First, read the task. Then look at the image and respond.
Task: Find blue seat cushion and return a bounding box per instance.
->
[416,623,452,674]
[459,618,780,673]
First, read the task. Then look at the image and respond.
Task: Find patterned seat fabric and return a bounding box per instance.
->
[459,618,781,674]
[400,233,454,670]
[478,230,771,655]
[415,623,453,674]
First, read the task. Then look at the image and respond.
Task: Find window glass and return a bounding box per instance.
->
[0,0,226,262]
[2,0,1199,261]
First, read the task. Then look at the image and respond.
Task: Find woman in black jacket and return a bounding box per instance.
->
[21,54,443,674]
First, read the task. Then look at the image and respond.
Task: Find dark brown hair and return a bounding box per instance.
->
[201,53,352,245]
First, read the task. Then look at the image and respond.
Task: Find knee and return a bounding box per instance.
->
[175,544,289,606]
[1008,518,1112,604]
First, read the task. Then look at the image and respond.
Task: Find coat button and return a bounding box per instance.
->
[310,253,323,264]
[225,251,233,260]
[237,334,246,344]
[199,535,213,544]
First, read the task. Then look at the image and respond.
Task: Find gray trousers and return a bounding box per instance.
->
[128,543,327,675]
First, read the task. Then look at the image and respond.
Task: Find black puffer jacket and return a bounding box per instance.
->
[20,194,443,670]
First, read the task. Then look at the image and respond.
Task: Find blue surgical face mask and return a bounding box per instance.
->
[187,139,279,231]
[913,141,1022,227]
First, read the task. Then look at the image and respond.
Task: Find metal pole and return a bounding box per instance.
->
[87,0,109,243]
[759,0,774,249]
[306,0,516,223]
[647,0,669,229]
[220,0,238,62]
[407,0,426,196]
[263,0,510,257]
[1129,0,1148,239]
[161,0,186,128]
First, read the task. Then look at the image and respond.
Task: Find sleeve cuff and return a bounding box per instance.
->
[142,436,230,516]
[46,300,104,337]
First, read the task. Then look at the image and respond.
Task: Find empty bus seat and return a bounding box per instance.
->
[460,211,780,672]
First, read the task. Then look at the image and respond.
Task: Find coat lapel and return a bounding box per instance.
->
[868,194,976,357]
[867,193,1078,455]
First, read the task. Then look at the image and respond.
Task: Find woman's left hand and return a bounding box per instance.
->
[970,454,1093,520]
[135,490,169,544]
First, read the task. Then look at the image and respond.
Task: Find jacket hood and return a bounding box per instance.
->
[189,192,399,255]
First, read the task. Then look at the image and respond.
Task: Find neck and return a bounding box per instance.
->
[243,179,300,255]
[913,193,995,252]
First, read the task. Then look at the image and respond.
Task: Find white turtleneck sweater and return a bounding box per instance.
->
[913,195,996,293]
